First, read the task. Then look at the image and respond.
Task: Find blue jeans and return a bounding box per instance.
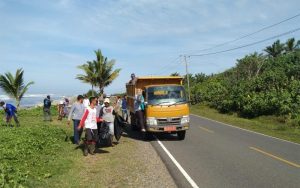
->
[73,119,82,144]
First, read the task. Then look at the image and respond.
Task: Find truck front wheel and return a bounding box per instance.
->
[177,131,186,140]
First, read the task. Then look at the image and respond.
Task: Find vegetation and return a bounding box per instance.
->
[0,69,34,108]
[0,107,71,187]
[188,38,300,126]
[77,49,121,96]
[0,107,164,187]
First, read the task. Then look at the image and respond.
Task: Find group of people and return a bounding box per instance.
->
[0,74,145,157]
[68,95,122,156]
[43,95,70,121]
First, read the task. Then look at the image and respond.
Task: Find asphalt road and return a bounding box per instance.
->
[151,114,300,188]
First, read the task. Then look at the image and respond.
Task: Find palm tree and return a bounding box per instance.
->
[0,69,34,108]
[93,50,121,95]
[285,38,300,52]
[170,72,180,76]
[76,61,98,96]
[77,49,121,96]
[264,40,285,58]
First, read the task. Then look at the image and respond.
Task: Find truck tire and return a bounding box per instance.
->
[177,131,186,140]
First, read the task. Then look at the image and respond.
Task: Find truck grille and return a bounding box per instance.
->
[157,117,181,126]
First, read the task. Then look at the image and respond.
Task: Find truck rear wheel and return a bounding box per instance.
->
[177,131,186,140]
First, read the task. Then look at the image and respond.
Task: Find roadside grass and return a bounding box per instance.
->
[191,104,300,144]
[0,107,75,187]
[0,107,158,188]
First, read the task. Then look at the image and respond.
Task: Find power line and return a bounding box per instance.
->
[188,27,300,57]
[156,13,300,75]
[182,12,300,55]
[158,61,183,75]
[155,56,181,75]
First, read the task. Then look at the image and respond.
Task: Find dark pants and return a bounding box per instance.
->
[43,108,52,121]
[7,114,20,127]
[135,110,145,130]
[85,128,99,143]
[73,119,83,144]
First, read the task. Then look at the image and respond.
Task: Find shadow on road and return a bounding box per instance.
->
[122,124,181,142]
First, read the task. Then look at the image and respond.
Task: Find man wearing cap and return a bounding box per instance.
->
[99,98,116,147]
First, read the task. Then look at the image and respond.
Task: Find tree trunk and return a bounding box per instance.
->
[92,85,95,96]
[16,98,20,109]
[99,86,104,95]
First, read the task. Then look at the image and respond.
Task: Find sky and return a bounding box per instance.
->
[0,0,300,95]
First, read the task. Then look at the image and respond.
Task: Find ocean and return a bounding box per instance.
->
[0,94,72,107]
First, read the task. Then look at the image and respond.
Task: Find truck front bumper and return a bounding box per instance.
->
[146,123,189,133]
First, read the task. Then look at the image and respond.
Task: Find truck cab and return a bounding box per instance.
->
[126,76,189,140]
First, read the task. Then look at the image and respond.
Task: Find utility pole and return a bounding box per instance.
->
[184,55,191,101]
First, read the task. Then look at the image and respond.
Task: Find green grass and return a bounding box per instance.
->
[0,107,75,187]
[191,104,300,144]
[0,106,155,188]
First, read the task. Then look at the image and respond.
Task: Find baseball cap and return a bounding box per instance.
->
[104,98,110,103]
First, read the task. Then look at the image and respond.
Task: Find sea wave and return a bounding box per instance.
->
[0,95,10,100]
[0,94,59,100]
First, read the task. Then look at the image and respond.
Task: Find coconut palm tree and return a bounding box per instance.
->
[264,40,285,58]
[76,61,98,96]
[170,72,180,76]
[92,50,121,95]
[0,69,34,108]
[77,49,121,96]
[284,38,300,52]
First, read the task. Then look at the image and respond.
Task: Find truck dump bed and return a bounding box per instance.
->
[126,76,183,113]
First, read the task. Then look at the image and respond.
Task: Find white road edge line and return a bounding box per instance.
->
[191,114,300,146]
[155,137,199,188]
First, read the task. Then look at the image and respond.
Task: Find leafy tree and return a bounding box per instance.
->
[190,38,300,125]
[236,53,266,80]
[0,69,34,108]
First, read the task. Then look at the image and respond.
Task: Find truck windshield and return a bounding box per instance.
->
[146,86,187,105]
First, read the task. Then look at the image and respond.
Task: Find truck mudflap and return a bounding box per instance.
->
[146,123,189,133]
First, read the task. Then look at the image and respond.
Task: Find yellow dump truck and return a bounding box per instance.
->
[126,76,190,140]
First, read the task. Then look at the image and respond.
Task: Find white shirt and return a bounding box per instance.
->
[83,99,90,108]
[82,106,97,129]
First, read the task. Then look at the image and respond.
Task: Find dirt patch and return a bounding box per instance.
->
[49,127,177,188]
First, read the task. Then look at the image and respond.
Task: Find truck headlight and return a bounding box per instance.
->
[181,116,189,124]
[147,117,157,126]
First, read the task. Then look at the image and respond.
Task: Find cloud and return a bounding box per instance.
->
[1,0,300,94]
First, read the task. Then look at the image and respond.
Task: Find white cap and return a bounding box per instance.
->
[104,98,110,103]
